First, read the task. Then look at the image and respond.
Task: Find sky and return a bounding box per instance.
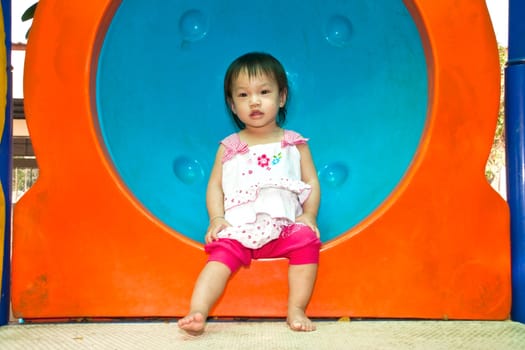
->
[9,0,510,98]
[485,0,509,45]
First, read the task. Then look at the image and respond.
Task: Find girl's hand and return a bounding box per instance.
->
[295,213,320,238]
[205,217,231,243]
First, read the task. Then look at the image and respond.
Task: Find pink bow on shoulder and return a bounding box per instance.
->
[222,137,249,163]
[281,130,308,147]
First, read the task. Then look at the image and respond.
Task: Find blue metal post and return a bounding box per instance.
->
[0,0,10,326]
[506,0,525,324]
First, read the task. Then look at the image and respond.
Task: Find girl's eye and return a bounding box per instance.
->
[261,89,271,95]
[237,92,248,97]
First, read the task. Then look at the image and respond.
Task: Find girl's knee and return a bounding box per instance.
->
[205,238,251,273]
[207,256,242,273]
[288,244,320,265]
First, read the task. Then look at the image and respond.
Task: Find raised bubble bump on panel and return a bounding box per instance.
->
[318,162,349,187]
[179,9,208,42]
[173,156,205,184]
[324,15,353,48]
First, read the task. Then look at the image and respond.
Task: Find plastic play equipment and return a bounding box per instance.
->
[9,0,512,320]
[96,1,428,243]
[506,0,525,324]
[0,0,10,326]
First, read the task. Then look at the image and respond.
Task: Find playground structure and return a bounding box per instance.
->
[0,0,524,324]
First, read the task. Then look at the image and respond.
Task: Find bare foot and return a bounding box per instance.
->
[177,312,206,336]
[287,308,316,332]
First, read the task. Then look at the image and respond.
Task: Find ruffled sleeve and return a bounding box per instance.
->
[281,130,309,148]
[221,133,249,163]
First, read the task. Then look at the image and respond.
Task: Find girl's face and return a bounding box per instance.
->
[229,70,286,130]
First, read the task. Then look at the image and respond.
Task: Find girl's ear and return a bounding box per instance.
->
[279,88,288,107]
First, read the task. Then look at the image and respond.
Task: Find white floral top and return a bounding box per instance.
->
[217,130,312,248]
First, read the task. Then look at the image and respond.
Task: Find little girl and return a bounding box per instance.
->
[178,52,321,335]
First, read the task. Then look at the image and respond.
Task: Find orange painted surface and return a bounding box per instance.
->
[11,0,510,320]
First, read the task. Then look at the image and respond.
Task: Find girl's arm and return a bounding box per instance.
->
[205,145,231,243]
[296,143,321,238]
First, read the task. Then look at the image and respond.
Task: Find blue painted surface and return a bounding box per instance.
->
[0,0,11,327]
[96,0,427,243]
[509,0,525,62]
[507,0,525,324]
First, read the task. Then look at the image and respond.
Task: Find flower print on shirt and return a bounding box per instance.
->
[272,152,282,165]
[256,152,282,170]
[258,154,270,168]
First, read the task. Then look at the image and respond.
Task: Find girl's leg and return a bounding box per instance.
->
[287,263,318,332]
[254,224,321,332]
[179,238,250,335]
[178,261,231,335]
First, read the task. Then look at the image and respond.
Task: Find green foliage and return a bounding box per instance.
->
[485,45,507,185]
[21,2,37,21]
[21,2,38,39]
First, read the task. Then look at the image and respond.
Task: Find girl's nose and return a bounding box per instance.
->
[250,95,261,107]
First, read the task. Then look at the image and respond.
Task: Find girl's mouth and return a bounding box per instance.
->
[250,110,263,117]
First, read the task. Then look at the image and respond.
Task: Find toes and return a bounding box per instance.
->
[177,315,194,326]
[288,319,316,332]
[290,321,301,331]
[177,313,206,336]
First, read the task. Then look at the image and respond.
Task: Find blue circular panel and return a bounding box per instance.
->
[96,0,427,243]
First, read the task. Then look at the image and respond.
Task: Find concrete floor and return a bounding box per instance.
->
[1,319,524,349]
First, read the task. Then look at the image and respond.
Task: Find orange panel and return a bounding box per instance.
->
[11,0,509,320]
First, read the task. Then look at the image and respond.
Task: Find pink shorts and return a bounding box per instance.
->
[205,224,321,273]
